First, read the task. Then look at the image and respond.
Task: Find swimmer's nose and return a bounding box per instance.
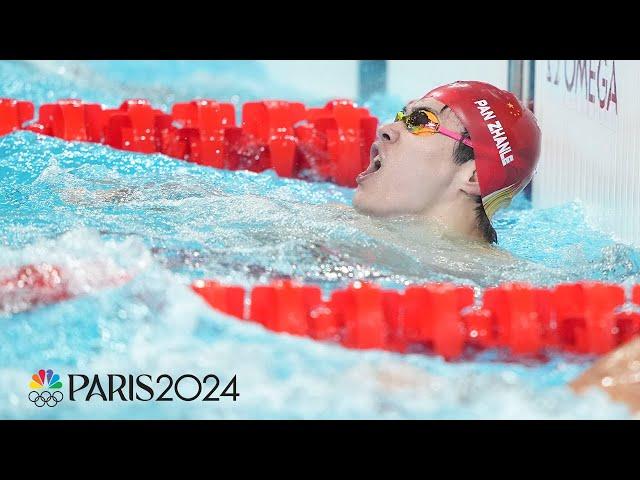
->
[377,123,400,143]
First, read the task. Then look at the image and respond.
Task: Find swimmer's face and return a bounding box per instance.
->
[353,97,477,217]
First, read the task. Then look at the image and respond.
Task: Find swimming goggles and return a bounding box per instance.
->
[395,108,474,148]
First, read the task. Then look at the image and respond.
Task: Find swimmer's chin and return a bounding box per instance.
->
[353,202,387,217]
[352,193,370,215]
[352,192,392,217]
[352,198,415,219]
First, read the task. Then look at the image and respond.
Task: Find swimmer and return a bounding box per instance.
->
[337,81,565,285]
[231,81,558,285]
[352,81,538,245]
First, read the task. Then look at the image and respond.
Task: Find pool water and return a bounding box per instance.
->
[1,60,639,419]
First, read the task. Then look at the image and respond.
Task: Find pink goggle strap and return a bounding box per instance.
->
[437,126,474,148]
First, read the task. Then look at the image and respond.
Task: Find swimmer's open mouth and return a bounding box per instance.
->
[356,144,383,185]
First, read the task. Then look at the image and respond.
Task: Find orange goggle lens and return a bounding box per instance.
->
[395,109,440,135]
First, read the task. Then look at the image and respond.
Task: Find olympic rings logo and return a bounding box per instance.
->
[28,390,64,407]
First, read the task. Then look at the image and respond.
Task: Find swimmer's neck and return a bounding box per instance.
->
[426,202,485,242]
[397,196,487,244]
[344,196,488,244]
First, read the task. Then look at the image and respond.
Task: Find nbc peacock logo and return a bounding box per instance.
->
[28,369,64,407]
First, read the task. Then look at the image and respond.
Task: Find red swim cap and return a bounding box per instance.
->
[422,81,541,219]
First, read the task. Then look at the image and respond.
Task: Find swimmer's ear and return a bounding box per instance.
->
[459,161,481,196]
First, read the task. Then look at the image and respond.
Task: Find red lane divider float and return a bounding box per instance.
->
[1,263,132,315]
[102,99,171,153]
[1,264,72,314]
[191,279,640,361]
[168,100,236,168]
[25,99,104,141]
[0,97,378,187]
[240,101,306,177]
[0,98,34,136]
[306,99,378,186]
